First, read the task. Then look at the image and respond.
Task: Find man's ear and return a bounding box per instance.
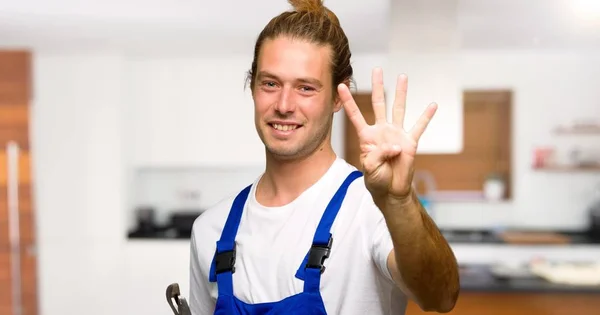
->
[333,80,351,113]
[333,95,343,113]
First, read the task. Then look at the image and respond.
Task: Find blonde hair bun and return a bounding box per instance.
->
[288,0,340,26]
[288,0,325,13]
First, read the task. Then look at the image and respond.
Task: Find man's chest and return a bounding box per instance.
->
[216,208,367,301]
[234,202,364,269]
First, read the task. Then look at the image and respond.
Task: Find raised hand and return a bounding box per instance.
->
[337,68,437,203]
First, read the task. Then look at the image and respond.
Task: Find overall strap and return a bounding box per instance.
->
[208,184,252,296]
[296,170,364,292]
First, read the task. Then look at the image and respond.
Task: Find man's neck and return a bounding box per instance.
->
[257,145,338,207]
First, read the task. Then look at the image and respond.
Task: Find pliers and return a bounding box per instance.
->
[166,283,191,315]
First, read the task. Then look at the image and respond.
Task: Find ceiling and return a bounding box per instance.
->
[0,0,599,54]
[0,0,390,54]
[458,0,600,51]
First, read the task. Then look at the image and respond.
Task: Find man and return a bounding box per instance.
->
[189,0,460,314]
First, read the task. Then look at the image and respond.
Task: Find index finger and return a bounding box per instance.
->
[338,83,368,133]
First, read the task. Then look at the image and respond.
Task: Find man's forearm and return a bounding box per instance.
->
[375,189,460,313]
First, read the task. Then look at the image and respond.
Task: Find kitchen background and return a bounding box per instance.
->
[1,0,600,314]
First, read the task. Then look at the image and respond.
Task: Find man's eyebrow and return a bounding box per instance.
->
[297,77,323,87]
[257,71,323,87]
[257,71,279,80]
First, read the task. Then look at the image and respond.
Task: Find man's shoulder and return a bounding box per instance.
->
[333,158,369,193]
[191,193,237,240]
[335,159,390,218]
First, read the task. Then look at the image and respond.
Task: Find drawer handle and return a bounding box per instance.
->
[7,141,22,315]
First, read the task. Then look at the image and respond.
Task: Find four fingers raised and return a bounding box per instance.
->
[338,69,437,141]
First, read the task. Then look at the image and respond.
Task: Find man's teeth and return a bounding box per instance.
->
[272,124,298,131]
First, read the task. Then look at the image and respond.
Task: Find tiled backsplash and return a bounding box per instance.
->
[128,165,265,228]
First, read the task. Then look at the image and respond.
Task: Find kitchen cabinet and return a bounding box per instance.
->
[406,292,600,315]
[126,57,265,168]
[0,50,37,315]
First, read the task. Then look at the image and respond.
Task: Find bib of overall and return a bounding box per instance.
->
[207,170,363,315]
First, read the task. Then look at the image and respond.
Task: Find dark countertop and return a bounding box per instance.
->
[441,229,600,245]
[128,228,191,240]
[128,228,600,245]
[460,264,600,294]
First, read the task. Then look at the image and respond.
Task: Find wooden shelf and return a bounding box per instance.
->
[553,126,600,135]
[533,164,600,172]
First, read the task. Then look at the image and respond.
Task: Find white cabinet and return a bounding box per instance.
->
[386,0,463,154]
[126,56,265,167]
[386,53,463,154]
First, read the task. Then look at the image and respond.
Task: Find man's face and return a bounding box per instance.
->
[252,36,342,160]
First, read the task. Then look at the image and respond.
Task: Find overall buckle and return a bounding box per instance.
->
[214,245,236,274]
[306,236,333,274]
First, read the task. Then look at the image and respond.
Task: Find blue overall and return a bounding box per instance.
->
[207,170,363,315]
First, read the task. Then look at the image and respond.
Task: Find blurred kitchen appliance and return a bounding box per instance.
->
[136,206,156,229]
[587,184,600,241]
[169,210,203,237]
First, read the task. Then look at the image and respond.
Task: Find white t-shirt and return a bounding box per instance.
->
[189,158,408,314]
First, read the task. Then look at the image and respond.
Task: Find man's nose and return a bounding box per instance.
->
[274,87,296,114]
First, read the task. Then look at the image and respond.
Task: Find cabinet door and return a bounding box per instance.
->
[344,93,376,170]
[0,51,37,315]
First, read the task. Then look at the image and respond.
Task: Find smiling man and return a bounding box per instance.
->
[188,0,460,314]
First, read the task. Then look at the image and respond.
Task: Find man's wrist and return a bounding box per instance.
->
[373,188,415,209]
[376,188,426,242]
[373,188,422,219]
